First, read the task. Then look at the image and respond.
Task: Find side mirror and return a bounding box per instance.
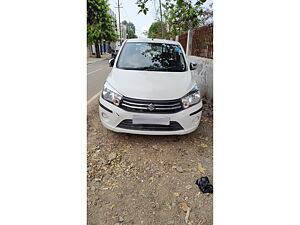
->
[111,50,119,59]
[109,58,115,67]
[190,62,198,70]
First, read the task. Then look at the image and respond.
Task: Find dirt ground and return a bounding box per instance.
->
[87,99,213,225]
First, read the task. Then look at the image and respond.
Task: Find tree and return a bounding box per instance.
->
[163,0,207,36]
[201,3,213,25]
[142,30,149,37]
[136,0,150,15]
[121,20,138,39]
[87,0,117,58]
[147,21,169,39]
[121,20,128,26]
[127,29,138,39]
[127,22,136,34]
[137,0,207,15]
[137,0,208,38]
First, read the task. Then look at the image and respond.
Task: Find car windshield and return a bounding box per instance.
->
[116,42,187,72]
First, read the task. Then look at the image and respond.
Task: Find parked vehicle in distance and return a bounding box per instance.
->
[99,39,202,135]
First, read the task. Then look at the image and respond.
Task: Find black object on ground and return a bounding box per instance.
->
[196,177,213,193]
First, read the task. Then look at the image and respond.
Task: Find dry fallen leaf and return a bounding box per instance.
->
[173,192,180,197]
[200,143,208,148]
[198,163,207,174]
[185,207,191,224]
[185,185,193,190]
[179,202,189,212]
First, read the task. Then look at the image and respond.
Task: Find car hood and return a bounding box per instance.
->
[106,68,195,100]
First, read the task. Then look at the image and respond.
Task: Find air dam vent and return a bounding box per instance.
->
[117,119,184,131]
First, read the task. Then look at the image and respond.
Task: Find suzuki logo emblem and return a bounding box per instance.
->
[148,103,155,111]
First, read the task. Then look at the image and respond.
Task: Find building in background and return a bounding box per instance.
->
[114,24,127,50]
[120,24,127,41]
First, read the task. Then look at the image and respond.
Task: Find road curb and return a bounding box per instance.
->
[87,59,105,65]
[87,56,110,65]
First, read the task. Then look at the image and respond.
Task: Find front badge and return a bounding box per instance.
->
[148,103,155,111]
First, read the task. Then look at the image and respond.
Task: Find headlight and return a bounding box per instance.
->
[102,82,122,106]
[181,85,201,109]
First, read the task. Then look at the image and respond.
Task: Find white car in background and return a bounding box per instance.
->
[99,39,202,135]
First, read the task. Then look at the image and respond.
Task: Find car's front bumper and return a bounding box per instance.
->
[99,96,202,135]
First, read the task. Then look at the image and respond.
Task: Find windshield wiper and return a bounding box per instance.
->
[154,66,185,72]
[120,66,149,70]
[143,66,184,71]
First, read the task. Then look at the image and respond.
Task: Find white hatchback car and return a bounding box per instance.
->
[99,39,203,135]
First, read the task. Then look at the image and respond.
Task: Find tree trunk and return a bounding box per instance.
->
[103,42,106,53]
[95,43,101,58]
[100,39,103,55]
[90,45,94,55]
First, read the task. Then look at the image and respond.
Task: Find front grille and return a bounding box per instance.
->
[120,96,183,114]
[117,119,184,131]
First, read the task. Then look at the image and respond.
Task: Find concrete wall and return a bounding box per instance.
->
[177,28,213,101]
[187,56,213,102]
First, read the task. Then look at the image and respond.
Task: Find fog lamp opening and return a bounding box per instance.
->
[101,112,108,118]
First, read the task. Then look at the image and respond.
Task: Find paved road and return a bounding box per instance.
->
[87,59,111,101]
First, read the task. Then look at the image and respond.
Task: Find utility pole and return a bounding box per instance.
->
[159,0,163,38]
[115,0,123,44]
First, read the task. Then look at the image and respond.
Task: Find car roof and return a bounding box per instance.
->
[125,38,180,45]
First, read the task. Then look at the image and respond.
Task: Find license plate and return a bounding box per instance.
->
[132,115,170,125]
